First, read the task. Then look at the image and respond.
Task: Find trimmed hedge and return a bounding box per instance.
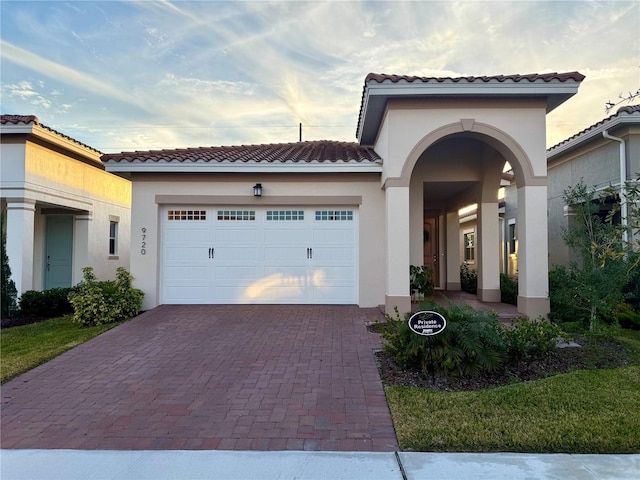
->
[19,288,75,319]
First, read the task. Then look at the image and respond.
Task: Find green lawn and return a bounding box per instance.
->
[1,316,123,384]
[385,330,640,453]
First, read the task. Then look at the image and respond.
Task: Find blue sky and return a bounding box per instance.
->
[1,0,638,153]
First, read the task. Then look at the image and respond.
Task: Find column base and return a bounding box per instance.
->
[385,295,412,317]
[478,288,501,303]
[517,296,550,319]
[446,282,461,291]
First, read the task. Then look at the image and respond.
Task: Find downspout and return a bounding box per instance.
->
[602,130,628,244]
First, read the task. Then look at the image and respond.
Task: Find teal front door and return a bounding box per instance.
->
[45,216,73,289]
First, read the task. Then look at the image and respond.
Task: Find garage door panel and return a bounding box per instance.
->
[163,265,209,280]
[216,246,259,262]
[163,246,208,264]
[216,282,307,303]
[215,228,261,243]
[311,286,357,302]
[163,285,210,303]
[215,265,262,282]
[313,229,355,244]
[163,228,210,244]
[264,228,309,245]
[264,246,307,263]
[311,266,356,283]
[312,247,356,263]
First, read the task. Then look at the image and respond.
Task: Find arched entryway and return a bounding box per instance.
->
[383,121,551,319]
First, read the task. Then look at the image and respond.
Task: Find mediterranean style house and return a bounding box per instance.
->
[0,115,132,294]
[103,72,584,319]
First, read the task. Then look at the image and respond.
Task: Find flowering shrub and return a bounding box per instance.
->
[69,267,143,326]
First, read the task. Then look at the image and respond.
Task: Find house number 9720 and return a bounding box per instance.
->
[141,227,147,255]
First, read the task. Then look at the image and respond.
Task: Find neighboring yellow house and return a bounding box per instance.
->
[103,72,584,319]
[0,115,131,294]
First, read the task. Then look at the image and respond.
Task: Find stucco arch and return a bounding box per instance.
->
[392,121,541,189]
[380,118,550,319]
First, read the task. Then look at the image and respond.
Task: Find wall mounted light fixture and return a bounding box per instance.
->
[253,183,263,197]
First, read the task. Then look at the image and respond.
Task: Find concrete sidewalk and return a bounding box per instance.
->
[2,450,638,480]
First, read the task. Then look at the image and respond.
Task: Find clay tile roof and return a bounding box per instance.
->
[1,114,39,125]
[357,72,585,142]
[1,114,102,154]
[101,140,382,165]
[364,72,586,84]
[547,103,640,152]
[616,104,640,115]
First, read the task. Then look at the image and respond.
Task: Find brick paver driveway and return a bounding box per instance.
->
[1,305,398,451]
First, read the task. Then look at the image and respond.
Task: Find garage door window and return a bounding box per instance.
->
[315,210,353,221]
[266,210,304,221]
[168,210,207,221]
[217,210,256,221]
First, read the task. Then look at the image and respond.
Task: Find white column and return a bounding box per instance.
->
[517,185,550,318]
[446,210,461,290]
[385,186,411,315]
[6,199,36,293]
[73,213,92,285]
[477,202,501,302]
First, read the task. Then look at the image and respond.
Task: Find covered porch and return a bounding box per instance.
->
[355,72,585,319]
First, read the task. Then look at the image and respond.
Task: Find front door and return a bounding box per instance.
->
[423,213,439,288]
[45,215,73,289]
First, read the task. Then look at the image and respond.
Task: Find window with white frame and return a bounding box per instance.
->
[508,221,517,255]
[109,220,118,255]
[463,230,475,262]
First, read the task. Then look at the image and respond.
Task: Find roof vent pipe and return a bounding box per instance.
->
[602,129,628,245]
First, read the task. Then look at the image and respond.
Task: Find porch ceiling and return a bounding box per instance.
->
[422,181,476,203]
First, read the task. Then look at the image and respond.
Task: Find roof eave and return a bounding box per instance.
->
[357,81,582,145]
[103,161,383,175]
[1,123,104,168]
[547,115,638,161]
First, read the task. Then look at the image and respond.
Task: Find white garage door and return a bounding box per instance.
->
[160,207,358,304]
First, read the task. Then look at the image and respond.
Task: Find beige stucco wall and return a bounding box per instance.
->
[129,172,386,310]
[1,138,132,290]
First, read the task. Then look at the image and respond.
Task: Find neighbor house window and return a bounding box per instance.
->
[109,220,118,255]
[464,231,475,262]
[508,222,517,255]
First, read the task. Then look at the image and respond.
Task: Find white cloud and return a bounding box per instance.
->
[1,0,637,152]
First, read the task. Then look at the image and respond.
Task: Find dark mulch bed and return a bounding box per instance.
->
[369,324,635,391]
[1,315,50,329]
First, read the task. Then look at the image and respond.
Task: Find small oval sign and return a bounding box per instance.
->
[408,311,447,336]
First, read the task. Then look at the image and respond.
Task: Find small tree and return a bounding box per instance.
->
[553,179,640,330]
[1,213,18,318]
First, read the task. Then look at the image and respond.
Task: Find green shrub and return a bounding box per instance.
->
[501,317,563,361]
[1,213,18,319]
[460,263,477,294]
[19,288,74,319]
[549,266,583,325]
[500,274,518,305]
[410,265,434,298]
[69,267,143,326]
[615,303,640,330]
[380,302,506,378]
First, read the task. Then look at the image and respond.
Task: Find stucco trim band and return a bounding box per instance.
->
[155,195,363,206]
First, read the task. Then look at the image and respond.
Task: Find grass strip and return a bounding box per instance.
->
[1,316,122,384]
[386,367,640,453]
[386,331,640,453]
